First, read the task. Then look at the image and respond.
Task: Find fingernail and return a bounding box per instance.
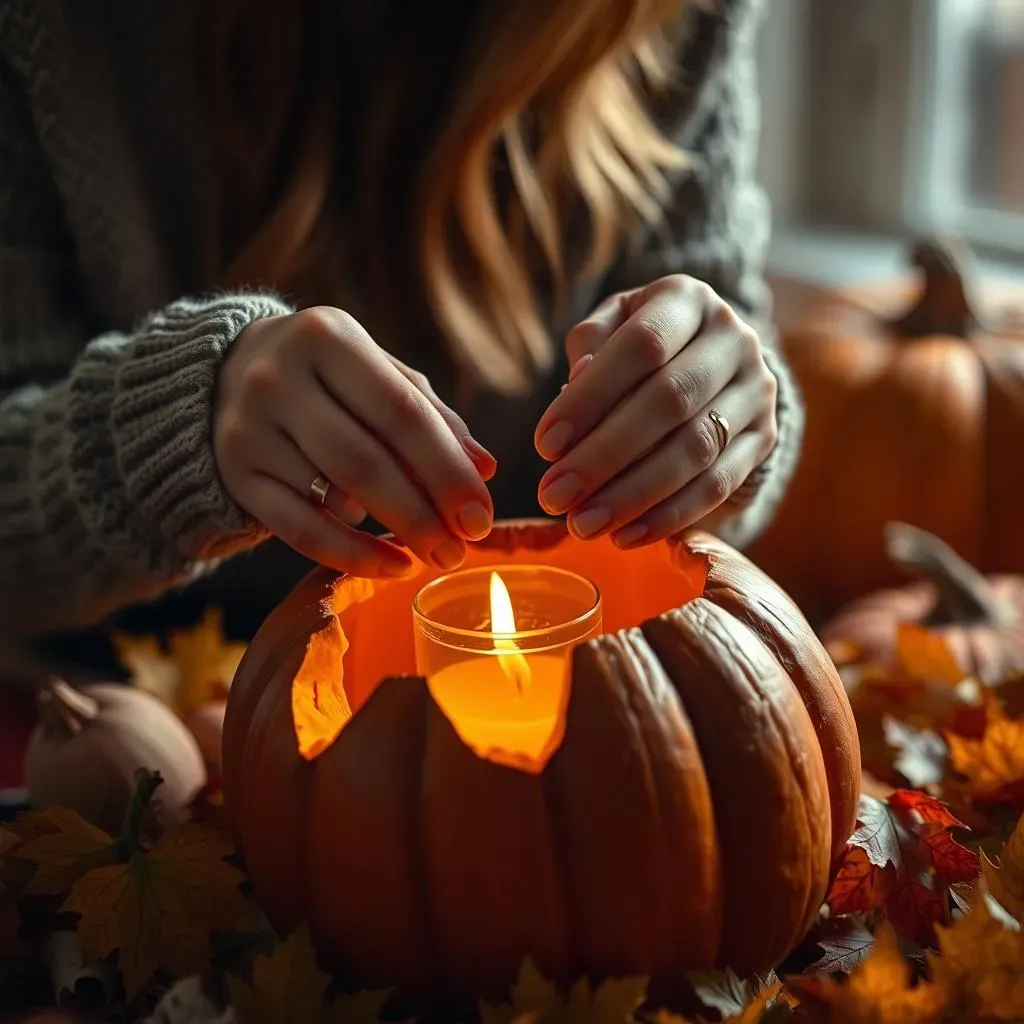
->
[614,522,649,548]
[570,506,611,539]
[463,437,496,466]
[539,474,583,515]
[568,353,593,382]
[537,420,573,460]
[381,558,413,578]
[457,500,492,540]
[431,538,466,570]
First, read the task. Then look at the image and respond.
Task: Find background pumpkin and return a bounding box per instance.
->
[749,237,1024,620]
[24,680,207,836]
[222,521,860,1006]
[822,522,1024,686]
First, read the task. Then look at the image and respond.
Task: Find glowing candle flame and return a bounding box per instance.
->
[489,571,531,693]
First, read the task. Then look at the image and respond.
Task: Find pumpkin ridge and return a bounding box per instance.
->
[641,600,828,972]
[685,600,827,962]
[608,630,679,969]
[616,626,722,972]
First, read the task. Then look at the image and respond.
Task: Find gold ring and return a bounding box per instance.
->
[708,408,731,452]
[309,474,330,506]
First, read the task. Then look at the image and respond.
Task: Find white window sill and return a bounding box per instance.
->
[767,225,1024,288]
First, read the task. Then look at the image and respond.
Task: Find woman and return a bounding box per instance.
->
[0,0,798,636]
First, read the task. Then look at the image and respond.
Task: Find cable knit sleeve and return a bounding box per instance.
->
[598,0,802,550]
[0,64,292,633]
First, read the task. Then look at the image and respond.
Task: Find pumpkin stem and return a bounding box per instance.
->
[36,678,99,740]
[116,768,164,857]
[884,522,1017,627]
[892,236,981,339]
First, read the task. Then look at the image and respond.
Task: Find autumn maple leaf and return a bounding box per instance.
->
[826,791,979,948]
[480,959,650,1024]
[946,697,1024,807]
[229,922,334,1024]
[928,892,1024,1020]
[4,769,258,1000]
[788,923,945,1024]
[114,608,246,714]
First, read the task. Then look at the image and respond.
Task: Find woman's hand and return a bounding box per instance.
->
[534,275,777,547]
[214,306,496,577]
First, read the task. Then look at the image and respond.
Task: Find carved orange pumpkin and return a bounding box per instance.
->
[222,521,860,1002]
[750,238,1024,619]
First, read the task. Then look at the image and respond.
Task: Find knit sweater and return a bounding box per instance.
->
[0,0,802,635]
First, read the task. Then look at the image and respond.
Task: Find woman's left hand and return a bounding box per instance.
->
[534,274,778,548]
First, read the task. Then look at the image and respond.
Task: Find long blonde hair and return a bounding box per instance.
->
[201,1,689,394]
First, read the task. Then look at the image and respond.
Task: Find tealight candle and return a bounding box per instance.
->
[412,564,602,768]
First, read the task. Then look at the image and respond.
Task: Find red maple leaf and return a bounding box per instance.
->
[825,790,979,948]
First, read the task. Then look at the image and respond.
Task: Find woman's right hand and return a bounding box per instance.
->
[213,306,496,578]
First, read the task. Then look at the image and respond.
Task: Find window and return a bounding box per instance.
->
[775,0,1024,264]
[908,0,1024,256]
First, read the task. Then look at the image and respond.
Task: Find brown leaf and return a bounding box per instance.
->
[826,791,979,947]
[787,922,945,1024]
[228,922,332,1024]
[63,820,258,1000]
[806,920,876,975]
[481,960,650,1024]
[4,807,117,896]
[929,894,1024,1020]
[982,812,1024,921]
[895,625,966,686]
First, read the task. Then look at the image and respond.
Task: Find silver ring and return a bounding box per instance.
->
[309,473,330,506]
[708,408,731,452]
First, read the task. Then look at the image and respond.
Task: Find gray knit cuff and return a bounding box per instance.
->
[107,293,293,563]
[711,329,804,550]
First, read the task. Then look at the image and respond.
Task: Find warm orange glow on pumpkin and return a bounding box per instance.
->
[222,521,863,1001]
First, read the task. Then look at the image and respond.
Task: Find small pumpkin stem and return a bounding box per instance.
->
[884,522,1017,627]
[892,236,981,339]
[36,678,99,740]
[116,768,164,856]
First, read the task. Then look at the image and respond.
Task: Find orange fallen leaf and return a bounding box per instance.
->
[895,625,966,687]
[928,892,1024,1020]
[982,812,1024,921]
[946,698,1024,802]
[788,922,945,1024]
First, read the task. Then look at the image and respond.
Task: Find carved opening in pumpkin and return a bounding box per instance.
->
[290,530,709,766]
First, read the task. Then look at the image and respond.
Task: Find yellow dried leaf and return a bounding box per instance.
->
[63,821,258,999]
[4,807,116,896]
[114,608,247,715]
[169,608,247,713]
[229,922,331,1024]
